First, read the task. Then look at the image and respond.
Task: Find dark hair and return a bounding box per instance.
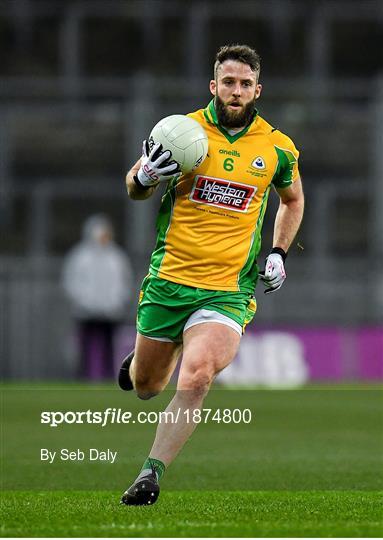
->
[214,44,261,79]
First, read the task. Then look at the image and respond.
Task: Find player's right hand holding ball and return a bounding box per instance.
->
[259,248,287,294]
[134,140,180,189]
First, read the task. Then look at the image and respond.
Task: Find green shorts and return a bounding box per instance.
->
[136,274,257,342]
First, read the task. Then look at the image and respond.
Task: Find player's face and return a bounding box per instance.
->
[210,60,262,128]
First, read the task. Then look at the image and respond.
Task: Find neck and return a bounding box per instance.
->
[223,125,246,133]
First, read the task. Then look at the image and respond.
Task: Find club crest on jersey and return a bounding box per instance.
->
[251,156,266,169]
[190,175,257,213]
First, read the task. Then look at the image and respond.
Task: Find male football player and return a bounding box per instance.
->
[119,44,304,505]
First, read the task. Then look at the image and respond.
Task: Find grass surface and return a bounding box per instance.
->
[1,383,382,536]
[1,491,382,537]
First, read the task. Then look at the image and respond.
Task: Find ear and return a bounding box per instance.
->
[209,79,216,96]
[255,83,262,99]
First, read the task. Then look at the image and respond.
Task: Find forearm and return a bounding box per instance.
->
[126,159,157,200]
[273,197,304,252]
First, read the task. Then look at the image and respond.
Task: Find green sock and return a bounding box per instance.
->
[140,457,166,481]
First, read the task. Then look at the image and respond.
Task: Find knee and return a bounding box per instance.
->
[180,364,215,394]
[136,389,159,400]
[134,374,164,400]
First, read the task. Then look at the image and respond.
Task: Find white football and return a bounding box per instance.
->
[149,115,208,174]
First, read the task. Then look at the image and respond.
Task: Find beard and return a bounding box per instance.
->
[215,95,257,129]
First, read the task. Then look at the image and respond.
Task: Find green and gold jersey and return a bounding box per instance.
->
[149,100,300,293]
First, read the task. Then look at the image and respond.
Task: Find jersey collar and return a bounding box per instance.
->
[203,99,258,144]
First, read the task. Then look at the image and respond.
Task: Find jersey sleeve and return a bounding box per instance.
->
[271,134,300,189]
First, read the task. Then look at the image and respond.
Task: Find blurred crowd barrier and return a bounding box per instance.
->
[217,328,383,386]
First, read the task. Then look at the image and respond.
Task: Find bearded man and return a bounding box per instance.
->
[119,44,304,505]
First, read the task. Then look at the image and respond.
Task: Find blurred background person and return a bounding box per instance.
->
[62,214,134,380]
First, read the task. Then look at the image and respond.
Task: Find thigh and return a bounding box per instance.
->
[134,332,182,383]
[137,275,194,342]
[178,322,241,389]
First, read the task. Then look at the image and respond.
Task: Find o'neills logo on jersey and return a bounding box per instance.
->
[190,175,256,213]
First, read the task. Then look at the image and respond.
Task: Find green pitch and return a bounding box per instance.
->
[1,383,382,537]
[2,490,382,537]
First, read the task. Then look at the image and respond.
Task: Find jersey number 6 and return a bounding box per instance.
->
[223,158,234,172]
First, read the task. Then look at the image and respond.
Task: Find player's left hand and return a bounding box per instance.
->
[259,251,286,294]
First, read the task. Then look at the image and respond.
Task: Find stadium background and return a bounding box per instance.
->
[1,1,382,537]
[0,0,382,381]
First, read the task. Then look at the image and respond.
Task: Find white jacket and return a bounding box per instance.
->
[62,218,133,321]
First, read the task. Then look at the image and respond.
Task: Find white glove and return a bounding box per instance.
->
[259,251,286,294]
[135,140,180,188]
